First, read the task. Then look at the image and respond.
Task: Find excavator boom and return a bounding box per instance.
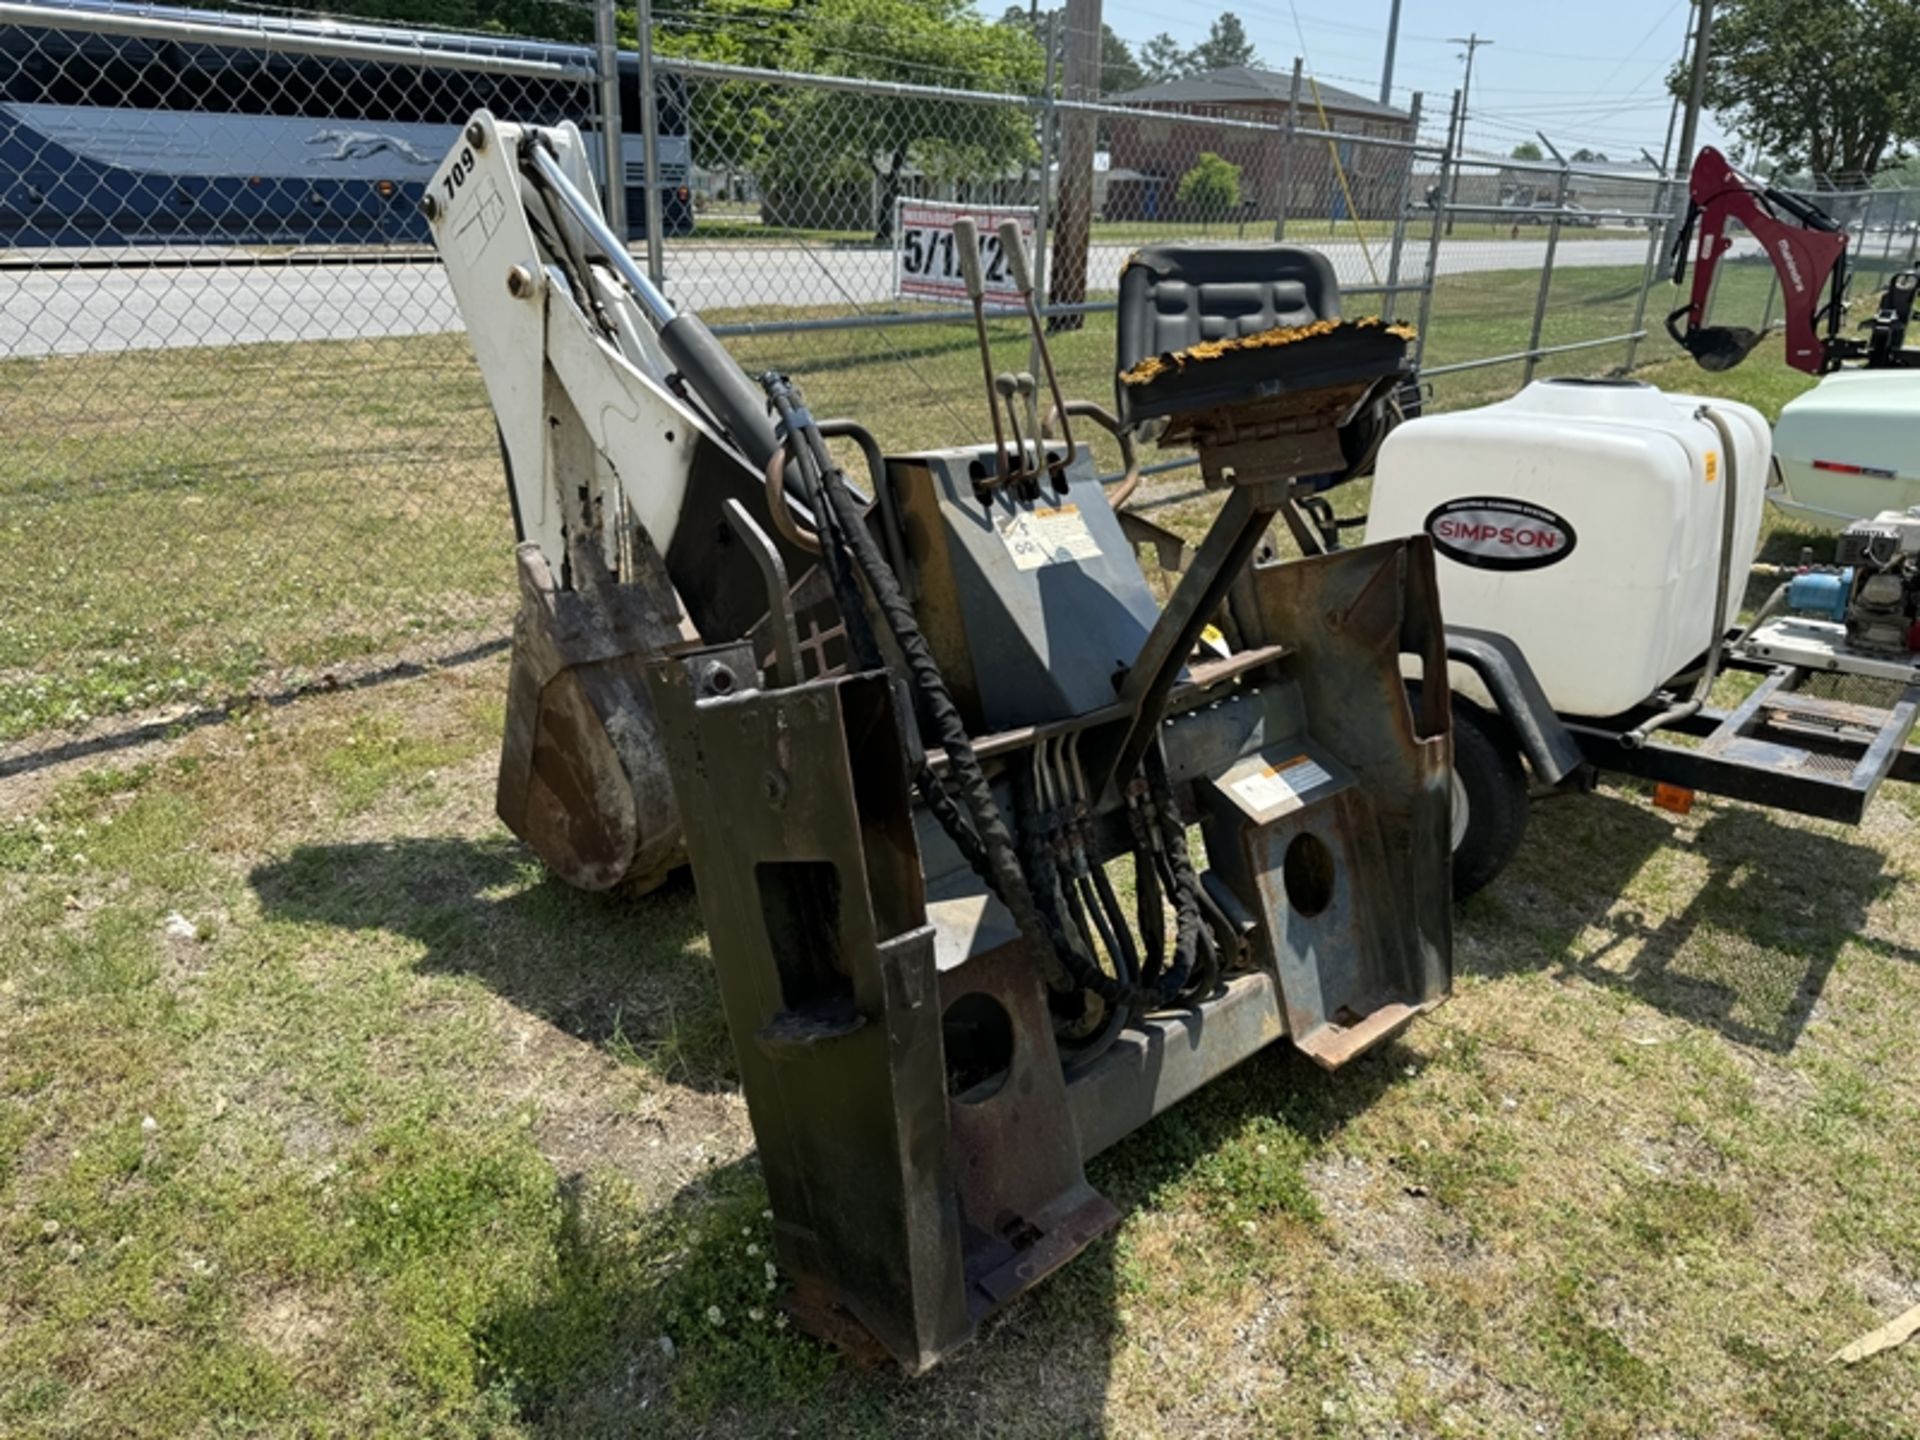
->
[1667,146,1853,374]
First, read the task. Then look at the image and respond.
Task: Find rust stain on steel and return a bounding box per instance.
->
[1120,316,1418,387]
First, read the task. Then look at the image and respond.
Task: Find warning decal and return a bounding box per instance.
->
[1230,754,1334,815]
[996,504,1102,571]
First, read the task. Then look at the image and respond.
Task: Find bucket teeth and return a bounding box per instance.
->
[495,539,689,894]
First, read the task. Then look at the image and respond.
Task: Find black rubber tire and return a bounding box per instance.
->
[1450,697,1530,901]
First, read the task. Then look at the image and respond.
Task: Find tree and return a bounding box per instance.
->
[1177,151,1241,223]
[774,0,1045,238]
[1188,12,1258,72]
[1570,148,1611,164]
[1138,32,1189,85]
[1510,141,1543,161]
[1000,9,1144,95]
[1100,25,1146,95]
[1673,0,1920,187]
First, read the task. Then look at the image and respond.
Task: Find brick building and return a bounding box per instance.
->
[1103,67,1414,224]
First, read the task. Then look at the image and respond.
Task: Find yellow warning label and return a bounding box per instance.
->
[1230,754,1333,814]
[1705,451,1719,484]
[996,503,1101,571]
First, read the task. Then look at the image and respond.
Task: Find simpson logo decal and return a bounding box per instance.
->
[1425,497,1577,572]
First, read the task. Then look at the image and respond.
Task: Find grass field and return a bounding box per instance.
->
[3,252,1919,1436]
[0,255,1668,742]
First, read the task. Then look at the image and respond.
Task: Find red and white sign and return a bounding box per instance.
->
[1424,497,1578,571]
[893,198,1037,308]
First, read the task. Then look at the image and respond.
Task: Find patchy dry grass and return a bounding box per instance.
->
[1,648,1916,1437]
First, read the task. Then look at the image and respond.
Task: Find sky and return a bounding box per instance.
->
[1101,0,1728,165]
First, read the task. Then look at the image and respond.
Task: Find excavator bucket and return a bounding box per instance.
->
[1682,323,1767,373]
[495,537,691,895]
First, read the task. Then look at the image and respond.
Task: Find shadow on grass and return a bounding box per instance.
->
[249,835,736,1091]
[1471,788,1914,1053]
[477,1018,1406,1438]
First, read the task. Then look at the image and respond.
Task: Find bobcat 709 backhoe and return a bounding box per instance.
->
[426,112,1453,1370]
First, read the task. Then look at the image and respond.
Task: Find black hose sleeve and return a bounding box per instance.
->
[816,451,1079,995]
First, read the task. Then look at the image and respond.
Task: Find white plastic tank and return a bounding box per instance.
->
[1772,370,1920,530]
[1365,378,1771,718]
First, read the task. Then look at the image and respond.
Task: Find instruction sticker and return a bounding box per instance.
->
[996,504,1101,571]
[1231,754,1333,815]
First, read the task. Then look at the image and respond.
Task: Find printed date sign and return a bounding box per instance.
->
[894,199,1037,308]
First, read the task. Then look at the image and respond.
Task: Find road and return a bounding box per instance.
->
[0,233,1707,360]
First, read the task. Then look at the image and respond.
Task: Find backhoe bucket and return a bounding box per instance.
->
[1683,323,1767,373]
[495,541,690,894]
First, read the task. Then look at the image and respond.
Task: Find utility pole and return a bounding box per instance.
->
[1050,0,1100,330]
[1378,0,1403,105]
[1662,1,1715,263]
[1447,32,1491,148]
[1443,33,1491,236]
[1673,0,1716,182]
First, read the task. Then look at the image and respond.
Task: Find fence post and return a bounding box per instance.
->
[1032,11,1058,315]
[1623,160,1672,372]
[634,0,666,282]
[1275,56,1302,241]
[593,0,628,243]
[1411,88,1460,375]
[1522,157,1570,384]
[1381,90,1421,322]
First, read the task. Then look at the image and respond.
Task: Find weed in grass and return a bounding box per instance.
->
[1613,1177,1755,1254]
[1534,1270,1667,1435]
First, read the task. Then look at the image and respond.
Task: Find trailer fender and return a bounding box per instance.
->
[1443,627,1584,786]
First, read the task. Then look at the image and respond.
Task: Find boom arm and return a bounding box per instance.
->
[1666,146,1852,374]
[424,111,800,640]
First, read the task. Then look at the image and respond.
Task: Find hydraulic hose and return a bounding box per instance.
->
[761,375,1219,1019]
[1625,405,1742,749]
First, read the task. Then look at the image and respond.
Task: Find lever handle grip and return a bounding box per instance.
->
[954,217,985,300]
[998,219,1033,293]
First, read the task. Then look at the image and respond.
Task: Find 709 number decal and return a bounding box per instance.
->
[440,145,476,202]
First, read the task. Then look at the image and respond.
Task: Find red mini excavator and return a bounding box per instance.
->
[1667,145,1917,374]
[1669,147,1920,526]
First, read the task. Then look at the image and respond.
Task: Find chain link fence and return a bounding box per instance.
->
[0,2,1700,768]
[1411,144,1678,412]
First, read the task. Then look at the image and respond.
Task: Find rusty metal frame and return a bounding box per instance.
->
[650,526,1453,1371]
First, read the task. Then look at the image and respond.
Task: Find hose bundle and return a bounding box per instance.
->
[760,375,1221,1049]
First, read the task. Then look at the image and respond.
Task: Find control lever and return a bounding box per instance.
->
[995,373,1029,484]
[1016,372,1044,483]
[954,217,1008,483]
[998,219,1074,474]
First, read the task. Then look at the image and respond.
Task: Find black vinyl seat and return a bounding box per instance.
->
[1114,244,1410,433]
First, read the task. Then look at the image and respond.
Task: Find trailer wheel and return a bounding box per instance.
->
[1450,697,1529,900]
